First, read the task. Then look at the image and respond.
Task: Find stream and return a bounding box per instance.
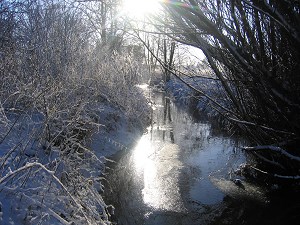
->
[104,88,299,225]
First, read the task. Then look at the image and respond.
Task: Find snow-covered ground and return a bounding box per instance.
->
[166,76,230,118]
[0,86,150,225]
[89,86,151,158]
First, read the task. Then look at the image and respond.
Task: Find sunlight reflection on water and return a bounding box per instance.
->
[133,135,152,171]
[133,130,186,212]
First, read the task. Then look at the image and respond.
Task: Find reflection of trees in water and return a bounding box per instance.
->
[163,95,174,143]
[163,97,172,123]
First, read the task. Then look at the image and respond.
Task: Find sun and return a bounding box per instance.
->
[122,0,161,19]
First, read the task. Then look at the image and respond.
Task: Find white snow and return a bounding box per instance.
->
[0,91,150,225]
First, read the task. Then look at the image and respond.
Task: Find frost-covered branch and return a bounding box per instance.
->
[0,162,92,224]
[243,145,300,162]
[241,0,300,43]
[20,193,72,225]
[227,117,296,136]
[250,165,300,180]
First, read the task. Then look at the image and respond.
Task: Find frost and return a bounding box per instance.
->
[243,145,300,162]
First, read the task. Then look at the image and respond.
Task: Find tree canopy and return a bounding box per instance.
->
[149,0,300,176]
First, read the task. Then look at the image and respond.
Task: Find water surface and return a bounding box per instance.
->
[104,89,293,225]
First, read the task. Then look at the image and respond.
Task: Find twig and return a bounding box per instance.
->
[243,145,300,162]
[250,165,300,180]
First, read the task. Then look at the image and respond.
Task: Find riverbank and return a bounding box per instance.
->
[0,84,150,224]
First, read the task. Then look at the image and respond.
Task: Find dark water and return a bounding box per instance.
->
[104,89,299,225]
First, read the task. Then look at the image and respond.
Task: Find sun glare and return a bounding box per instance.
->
[122,0,161,19]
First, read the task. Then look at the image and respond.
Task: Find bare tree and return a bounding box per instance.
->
[152,0,300,177]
